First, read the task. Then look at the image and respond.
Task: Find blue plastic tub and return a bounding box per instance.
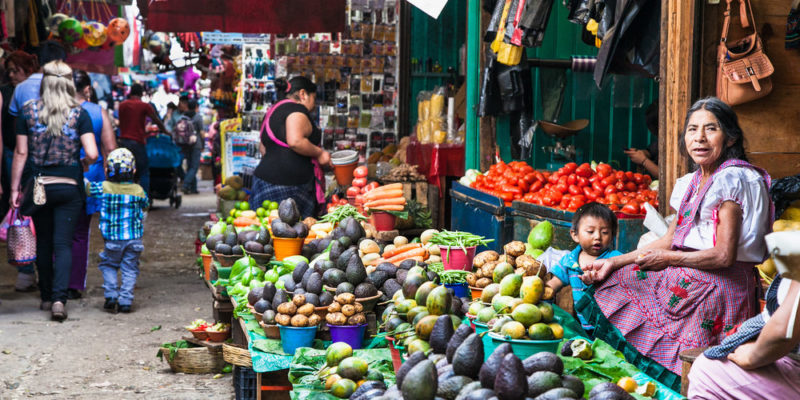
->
[444,283,470,298]
[279,325,317,354]
[328,324,367,349]
[472,321,496,360]
[488,332,561,360]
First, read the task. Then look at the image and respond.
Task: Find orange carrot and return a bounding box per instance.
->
[385,248,429,264]
[381,243,421,259]
[364,198,406,207]
[370,183,403,192]
[363,190,404,201]
[366,205,405,212]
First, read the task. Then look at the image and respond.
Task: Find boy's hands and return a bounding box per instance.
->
[580,259,615,284]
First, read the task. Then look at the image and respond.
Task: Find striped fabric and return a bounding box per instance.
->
[88,181,149,241]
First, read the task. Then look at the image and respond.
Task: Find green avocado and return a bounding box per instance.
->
[429,314,455,354]
[452,333,483,379]
[400,359,437,400]
[528,220,554,250]
[527,371,562,398]
[494,353,527,400]
[479,343,512,388]
[437,375,473,400]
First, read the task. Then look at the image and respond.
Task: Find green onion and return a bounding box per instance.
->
[427,230,494,254]
[438,270,469,284]
[319,204,367,224]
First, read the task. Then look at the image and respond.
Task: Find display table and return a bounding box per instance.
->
[405,142,465,188]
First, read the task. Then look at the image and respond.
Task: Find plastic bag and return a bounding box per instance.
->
[0,208,12,241]
[7,209,36,266]
[770,174,800,218]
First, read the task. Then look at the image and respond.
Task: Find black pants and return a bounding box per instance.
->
[32,184,83,303]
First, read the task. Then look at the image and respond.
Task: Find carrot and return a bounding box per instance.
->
[368,258,384,266]
[382,243,421,259]
[370,183,403,192]
[366,205,405,212]
[363,190,404,201]
[364,198,406,207]
[385,248,429,264]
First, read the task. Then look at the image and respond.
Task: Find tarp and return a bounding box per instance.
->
[144,0,347,34]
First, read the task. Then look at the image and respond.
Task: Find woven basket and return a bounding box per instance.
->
[222,343,252,368]
[159,346,225,374]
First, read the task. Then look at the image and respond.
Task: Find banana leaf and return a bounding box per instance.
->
[288,347,395,399]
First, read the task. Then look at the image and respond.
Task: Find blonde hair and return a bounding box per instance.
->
[39,61,81,136]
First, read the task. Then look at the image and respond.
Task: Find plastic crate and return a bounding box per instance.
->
[234,366,258,400]
[450,182,513,253]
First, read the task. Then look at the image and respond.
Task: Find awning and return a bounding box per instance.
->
[143,0,347,34]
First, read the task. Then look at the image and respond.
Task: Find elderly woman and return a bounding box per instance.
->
[579,97,773,375]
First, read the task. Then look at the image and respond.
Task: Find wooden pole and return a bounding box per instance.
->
[478,7,496,171]
[659,0,697,213]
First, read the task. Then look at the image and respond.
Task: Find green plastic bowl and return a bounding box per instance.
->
[487,332,561,359]
[472,321,495,360]
[215,266,232,279]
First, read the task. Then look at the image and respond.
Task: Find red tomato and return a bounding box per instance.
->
[602,175,617,186]
[642,175,652,185]
[625,171,634,181]
[596,163,612,176]
[567,174,577,185]
[607,193,621,204]
[592,181,605,194]
[339,199,348,205]
[625,181,637,192]
[604,186,617,196]
[550,190,563,203]
[502,185,522,195]
[542,195,555,206]
[353,166,368,178]
[608,204,620,211]
[615,171,626,181]
[346,186,360,197]
[351,177,367,187]
[366,181,380,192]
[563,162,578,174]
[596,197,609,204]
[572,195,586,203]
[555,183,569,194]
[331,194,340,203]
[622,201,640,215]
[615,181,625,191]
[534,171,545,182]
[548,173,560,185]
[577,176,589,187]
[558,176,568,186]
[575,166,593,178]
[633,173,644,184]
[568,184,582,195]
[530,181,543,193]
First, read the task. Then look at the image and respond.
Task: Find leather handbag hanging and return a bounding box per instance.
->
[716,0,774,106]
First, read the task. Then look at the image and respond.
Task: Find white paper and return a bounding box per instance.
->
[407,0,449,19]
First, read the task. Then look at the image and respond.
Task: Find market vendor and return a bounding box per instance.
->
[579,97,774,374]
[687,274,800,399]
[250,77,330,218]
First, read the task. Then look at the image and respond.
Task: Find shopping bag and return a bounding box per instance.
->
[0,208,12,242]
[7,209,36,266]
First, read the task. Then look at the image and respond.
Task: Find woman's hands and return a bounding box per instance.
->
[624,148,649,165]
[635,249,673,271]
[727,341,759,369]
[9,189,20,208]
[317,150,332,169]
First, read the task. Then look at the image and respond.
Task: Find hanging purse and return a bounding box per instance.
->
[7,208,36,266]
[716,0,774,106]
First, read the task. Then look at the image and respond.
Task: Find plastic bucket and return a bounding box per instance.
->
[272,237,304,261]
[440,246,477,271]
[371,212,397,231]
[328,324,367,349]
[472,321,495,360]
[279,325,318,354]
[469,286,483,301]
[444,283,470,298]
[216,266,232,279]
[202,254,212,280]
[488,332,561,359]
[386,337,403,372]
[332,150,360,186]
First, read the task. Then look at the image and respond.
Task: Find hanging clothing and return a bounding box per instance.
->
[593,0,660,87]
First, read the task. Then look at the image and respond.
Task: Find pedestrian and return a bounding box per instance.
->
[9,60,99,321]
[166,95,204,194]
[87,148,148,314]
[117,83,170,195]
[67,70,117,300]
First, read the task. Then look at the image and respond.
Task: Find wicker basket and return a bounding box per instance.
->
[222,343,252,368]
[159,345,225,373]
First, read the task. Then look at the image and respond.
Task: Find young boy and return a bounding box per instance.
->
[88,148,149,313]
[544,202,621,332]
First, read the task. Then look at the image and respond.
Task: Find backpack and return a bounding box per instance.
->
[174,115,196,145]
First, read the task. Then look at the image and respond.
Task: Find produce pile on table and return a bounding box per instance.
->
[467,160,657,214]
[757,203,800,284]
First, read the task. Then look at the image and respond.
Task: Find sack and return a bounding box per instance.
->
[716,0,774,106]
[7,209,36,266]
[174,115,197,146]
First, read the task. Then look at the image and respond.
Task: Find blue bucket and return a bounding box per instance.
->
[279,325,317,354]
[444,283,470,298]
[472,321,495,361]
[328,324,367,349]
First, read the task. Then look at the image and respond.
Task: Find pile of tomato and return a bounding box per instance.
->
[470,161,658,215]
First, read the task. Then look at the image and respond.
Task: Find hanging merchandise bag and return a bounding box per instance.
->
[716,0,774,106]
[7,208,36,266]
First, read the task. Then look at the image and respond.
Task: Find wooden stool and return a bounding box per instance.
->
[679,347,707,396]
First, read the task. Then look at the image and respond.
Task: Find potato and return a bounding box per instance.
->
[308,314,321,326]
[474,269,483,279]
[354,302,364,313]
[427,255,441,264]
[420,229,439,245]
[383,244,396,255]
[326,312,347,325]
[359,239,380,254]
[543,286,555,300]
[503,241,526,257]
[347,313,367,325]
[481,263,495,277]
[363,253,381,264]
[476,277,492,288]
[426,243,441,256]
[275,313,292,326]
[362,222,377,239]
[297,303,315,316]
[292,294,306,306]
[466,273,478,287]
[473,250,499,268]
[277,302,297,315]
[341,304,356,317]
[497,254,516,267]
[291,314,309,327]
[328,302,342,313]
[393,236,409,246]
[515,267,526,276]
[335,293,356,305]
[516,255,543,276]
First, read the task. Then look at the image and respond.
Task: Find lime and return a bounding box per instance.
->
[239,201,250,211]
[269,201,279,210]
[234,210,242,218]
[235,201,242,209]
[262,200,271,209]
[256,208,267,217]
[226,216,234,224]
[229,208,237,217]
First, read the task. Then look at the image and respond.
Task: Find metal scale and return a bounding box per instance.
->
[539,119,588,170]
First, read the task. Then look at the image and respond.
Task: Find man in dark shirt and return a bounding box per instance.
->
[118,84,169,194]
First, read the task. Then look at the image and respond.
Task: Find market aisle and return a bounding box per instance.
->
[0,180,233,399]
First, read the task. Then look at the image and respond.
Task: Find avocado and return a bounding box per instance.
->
[278,198,300,225]
[588,382,632,399]
[245,241,264,253]
[396,268,409,284]
[306,272,323,294]
[338,236,353,248]
[254,298,271,313]
[522,352,564,375]
[399,259,421,270]
[294,288,306,294]
[427,270,439,283]
[248,287,264,305]
[560,375,584,398]
[238,230,257,244]
[301,244,315,259]
[533,387,578,400]
[437,364,454,381]
[376,262,398,277]
[231,245,244,255]
[323,268,346,287]
[214,243,232,255]
[452,333,483,379]
[352,380,387,399]
[429,314,455,354]
[401,359,437,400]
[402,273,428,299]
[354,282,378,298]
[351,388,386,400]
[336,282,355,295]
[454,383,491,400]
[262,244,274,255]
[331,226,346,241]
[292,262,309,283]
[438,376,473,400]
[494,353,527,400]
[560,340,574,357]
[281,275,296,292]
[271,220,297,238]
[319,291,334,306]
[263,310,276,324]
[329,241,344,262]
[368,271,390,288]
[479,343,512,389]
[344,217,365,242]
[527,371,562,398]
[396,351,427,388]
[382,279,402,297]
[590,391,635,400]
[446,324,474,363]
[338,248,357,270]
[256,226,271,244]
[316,260,335,274]
[224,231,238,247]
[316,238,332,254]
[205,234,224,251]
[293,222,309,238]
[272,289,288,311]
[346,255,368,285]
[262,282,276,302]
[302,293,318,306]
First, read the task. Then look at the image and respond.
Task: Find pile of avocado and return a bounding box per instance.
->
[271,199,309,239]
[217,176,247,201]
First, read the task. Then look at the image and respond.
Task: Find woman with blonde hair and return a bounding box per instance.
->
[9,60,98,321]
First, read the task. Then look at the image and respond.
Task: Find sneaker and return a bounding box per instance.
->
[118,304,132,313]
[40,301,53,311]
[67,289,82,300]
[51,302,67,321]
[103,298,118,313]
[15,273,37,292]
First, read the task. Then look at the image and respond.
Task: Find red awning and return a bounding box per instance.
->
[143,0,347,34]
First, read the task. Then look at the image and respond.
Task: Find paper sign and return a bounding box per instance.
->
[407,0,448,19]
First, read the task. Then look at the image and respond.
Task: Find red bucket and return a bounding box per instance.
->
[440,246,478,271]
[371,212,397,231]
[387,337,403,373]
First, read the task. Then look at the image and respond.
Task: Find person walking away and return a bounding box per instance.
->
[118,83,170,195]
[166,96,204,193]
[9,61,98,321]
[87,148,148,313]
[67,70,117,300]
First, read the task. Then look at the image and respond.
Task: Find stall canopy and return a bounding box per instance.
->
[142,0,346,34]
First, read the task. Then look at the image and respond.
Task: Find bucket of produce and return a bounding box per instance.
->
[279,325,318,354]
[332,150,359,186]
[328,324,367,349]
[444,283,470,298]
[201,254,212,280]
[439,246,477,271]
[469,286,483,301]
[371,212,396,231]
[272,237,304,261]
[488,332,561,359]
